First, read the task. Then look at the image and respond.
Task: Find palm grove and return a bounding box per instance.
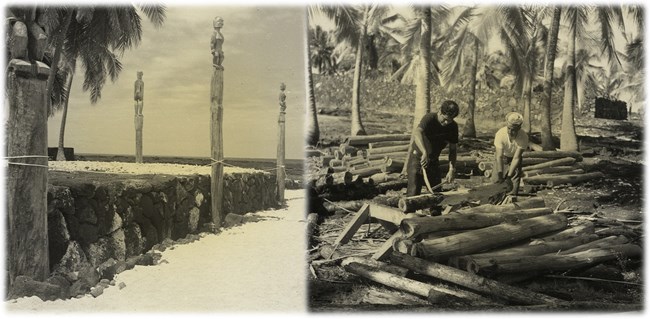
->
[306,4,644,151]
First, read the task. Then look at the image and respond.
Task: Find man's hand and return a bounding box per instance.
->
[444,167,455,183]
[420,153,429,168]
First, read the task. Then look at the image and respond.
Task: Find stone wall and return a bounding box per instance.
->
[47,171,279,274]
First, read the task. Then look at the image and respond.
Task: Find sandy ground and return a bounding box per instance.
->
[4,189,308,315]
[48,160,260,175]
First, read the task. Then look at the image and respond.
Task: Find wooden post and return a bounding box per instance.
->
[134,71,144,163]
[210,16,225,227]
[276,83,286,203]
[6,17,50,285]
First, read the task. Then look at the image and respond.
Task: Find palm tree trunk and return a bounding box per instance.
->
[402,7,432,174]
[560,14,579,151]
[306,58,320,147]
[46,10,74,115]
[463,37,479,138]
[540,7,561,150]
[57,62,75,161]
[522,75,532,134]
[350,7,369,136]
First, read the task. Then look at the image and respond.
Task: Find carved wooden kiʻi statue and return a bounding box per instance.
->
[211,16,224,69]
[279,82,287,112]
[134,71,144,115]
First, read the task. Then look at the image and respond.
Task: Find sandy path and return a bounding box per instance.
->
[5,189,307,314]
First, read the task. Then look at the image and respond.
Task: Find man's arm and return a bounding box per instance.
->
[495,147,505,182]
[445,143,457,182]
[413,127,432,168]
[507,147,524,177]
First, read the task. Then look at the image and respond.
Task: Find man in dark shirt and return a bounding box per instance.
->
[407,100,460,196]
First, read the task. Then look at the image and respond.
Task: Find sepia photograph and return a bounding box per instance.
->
[3,1,308,313]
[305,2,644,313]
[1,0,646,316]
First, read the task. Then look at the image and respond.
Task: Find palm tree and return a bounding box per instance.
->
[540,6,562,150]
[309,25,338,75]
[45,5,166,160]
[306,7,321,147]
[559,5,626,151]
[319,4,389,136]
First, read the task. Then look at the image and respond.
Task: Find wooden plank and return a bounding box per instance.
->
[367,203,409,226]
[333,203,370,246]
[372,230,403,261]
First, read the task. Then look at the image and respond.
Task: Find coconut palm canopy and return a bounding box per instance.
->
[40,6,306,159]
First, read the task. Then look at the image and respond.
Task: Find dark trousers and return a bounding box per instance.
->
[407,154,441,196]
[504,156,523,195]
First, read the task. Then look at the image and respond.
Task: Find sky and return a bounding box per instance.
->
[41,5,307,160]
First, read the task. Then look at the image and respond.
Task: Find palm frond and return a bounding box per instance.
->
[136,3,166,28]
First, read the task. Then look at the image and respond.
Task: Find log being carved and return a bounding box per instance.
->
[211,16,225,69]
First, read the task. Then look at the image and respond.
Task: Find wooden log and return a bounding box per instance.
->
[342,259,498,305]
[381,158,404,173]
[523,150,582,161]
[520,157,552,166]
[455,197,546,215]
[522,157,576,171]
[440,182,510,207]
[319,243,342,260]
[331,171,353,185]
[368,140,409,149]
[367,158,386,167]
[341,256,409,277]
[400,208,553,239]
[470,244,642,275]
[367,151,407,161]
[367,203,414,226]
[368,172,401,184]
[545,171,605,187]
[7,59,51,284]
[523,165,581,177]
[333,149,343,160]
[532,222,595,242]
[367,144,410,156]
[305,149,323,158]
[456,234,602,273]
[483,169,492,178]
[330,166,348,173]
[333,204,370,246]
[371,194,402,207]
[372,230,404,261]
[322,200,365,214]
[345,156,367,167]
[398,194,445,213]
[478,161,493,171]
[344,134,411,146]
[349,165,385,178]
[339,144,359,156]
[410,214,568,261]
[317,167,333,175]
[307,213,319,240]
[328,158,344,167]
[390,252,562,305]
[522,169,586,184]
[558,235,629,255]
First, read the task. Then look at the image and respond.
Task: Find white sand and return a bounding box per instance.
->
[4,189,308,315]
[48,160,261,175]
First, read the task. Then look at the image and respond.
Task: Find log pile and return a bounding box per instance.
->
[310,192,641,306]
[477,150,604,190]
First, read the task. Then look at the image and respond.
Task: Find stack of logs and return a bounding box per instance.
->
[319,195,641,306]
[478,150,604,190]
[307,134,482,200]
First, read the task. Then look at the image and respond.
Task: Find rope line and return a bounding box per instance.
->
[3,155,49,159]
[6,162,49,168]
